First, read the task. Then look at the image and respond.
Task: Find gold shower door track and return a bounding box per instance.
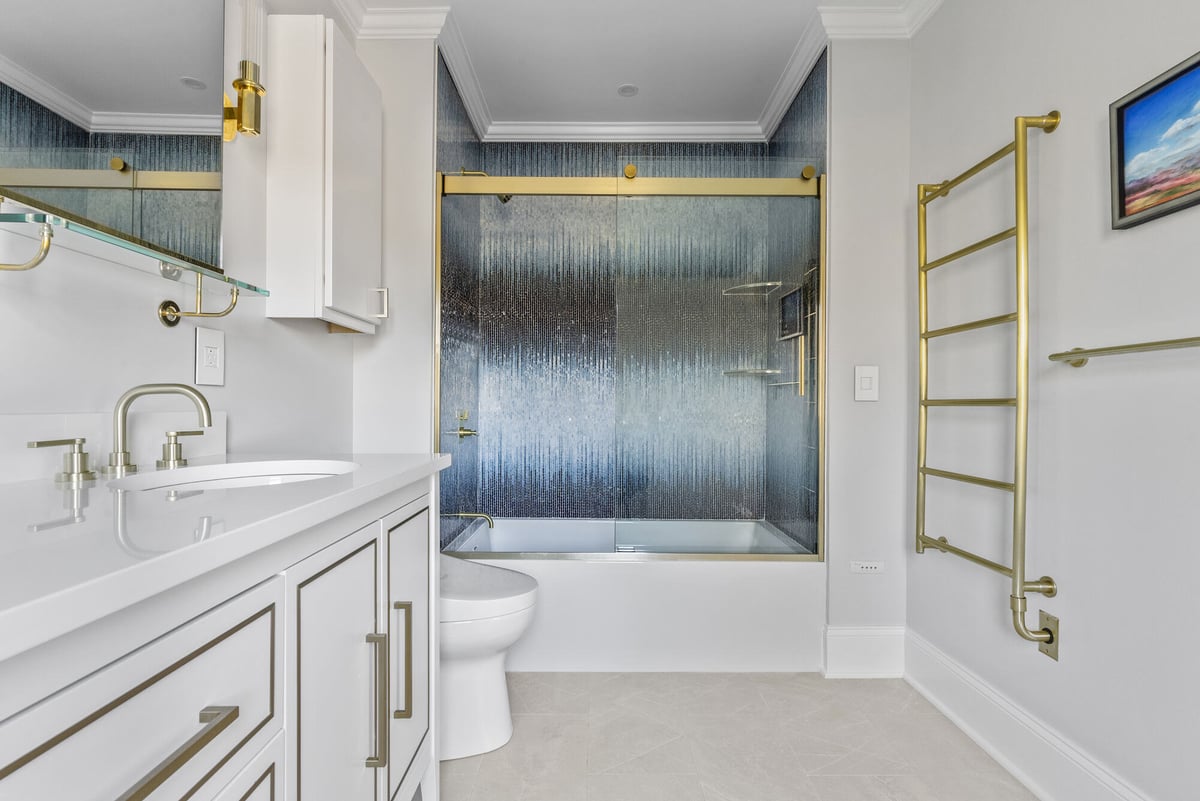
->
[915,113,1061,657]
[434,168,826,562]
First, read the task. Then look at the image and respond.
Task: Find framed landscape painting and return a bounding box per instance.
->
[1111,50,1200,229]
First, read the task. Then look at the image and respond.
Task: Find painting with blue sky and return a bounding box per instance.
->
[1118,56,1200,221]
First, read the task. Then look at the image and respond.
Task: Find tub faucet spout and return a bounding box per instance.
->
[101,383,212,477]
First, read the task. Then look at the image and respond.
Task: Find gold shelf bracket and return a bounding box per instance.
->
[0,221,52,271]
[158,273,238,328]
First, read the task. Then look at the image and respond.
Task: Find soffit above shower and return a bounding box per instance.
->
[342,0,943,143]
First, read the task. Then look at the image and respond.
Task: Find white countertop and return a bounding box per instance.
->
[0,453,450,661]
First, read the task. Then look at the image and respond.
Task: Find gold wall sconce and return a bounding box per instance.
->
[224,0,266,141]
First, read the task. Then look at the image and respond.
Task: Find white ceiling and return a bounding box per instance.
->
[342,0,943,142]
[0,0,940,141]
[0,0,224,134]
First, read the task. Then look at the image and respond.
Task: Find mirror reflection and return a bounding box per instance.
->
[0,0,224,269]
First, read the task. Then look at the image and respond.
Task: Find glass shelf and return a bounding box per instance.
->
[722,281,782,296]
[723,368,782,377]
[0,205,267,296]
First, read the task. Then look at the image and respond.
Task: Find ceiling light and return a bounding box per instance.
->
[617,84,639,98]
[179,77,207,91]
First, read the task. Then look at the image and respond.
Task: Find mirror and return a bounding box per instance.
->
[0,0,225,270]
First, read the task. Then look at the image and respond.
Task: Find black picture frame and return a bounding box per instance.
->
[1110,49,1200,229]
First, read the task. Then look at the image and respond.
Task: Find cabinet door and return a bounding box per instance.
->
[323,18,383,326]
[386,509,430,798]
[288,521,383,801]
[212,732,283,801]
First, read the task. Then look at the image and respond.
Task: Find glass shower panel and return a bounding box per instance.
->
[473,194,618,550]
[613,193,769,524]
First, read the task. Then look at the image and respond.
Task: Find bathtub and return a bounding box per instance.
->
[446,517,812,556]
[443,517,826,671]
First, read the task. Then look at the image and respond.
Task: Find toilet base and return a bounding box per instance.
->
[438,651,513,760]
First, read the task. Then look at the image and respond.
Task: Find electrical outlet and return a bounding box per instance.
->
[195,327,225,386]
[850,561,884,574]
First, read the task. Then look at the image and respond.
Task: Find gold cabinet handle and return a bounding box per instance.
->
[365,633,389,768]
[393,601,413,720]
[116,705,239,801]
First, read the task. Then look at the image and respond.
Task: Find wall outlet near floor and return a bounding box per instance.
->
[195,326,226,386]
[850,560,884,574]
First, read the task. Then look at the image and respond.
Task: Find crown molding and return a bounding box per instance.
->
[328,0,366,37]
[758,12,828,140]
[437,11,492,140]
[818,0,944,39]
[358,6,447,39]
[481,121,767,144]
[90,112,223,136]
[0,53,91,132]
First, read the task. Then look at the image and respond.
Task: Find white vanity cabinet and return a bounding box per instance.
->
[286,501,433,801]
[0,456,445,801]
[265,15,386,333]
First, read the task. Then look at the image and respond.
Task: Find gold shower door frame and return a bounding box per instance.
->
[434,171,826,562]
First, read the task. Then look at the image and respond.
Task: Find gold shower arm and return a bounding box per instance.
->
[0,222,52,271]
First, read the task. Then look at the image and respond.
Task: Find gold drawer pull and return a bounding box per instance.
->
[393,602,413,720]
[365,633,389,768]
[117,705,239,801]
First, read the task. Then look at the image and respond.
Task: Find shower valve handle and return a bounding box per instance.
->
[455,427,478,438]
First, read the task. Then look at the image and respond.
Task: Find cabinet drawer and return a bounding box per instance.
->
[213,732,282,801]
[0,577,283,801]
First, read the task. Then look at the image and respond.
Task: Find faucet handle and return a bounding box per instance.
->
[27,437,98,484]
[157,430,204,470]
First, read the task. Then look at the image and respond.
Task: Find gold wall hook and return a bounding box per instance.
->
[159,273,239,327]
[0,222,53,271]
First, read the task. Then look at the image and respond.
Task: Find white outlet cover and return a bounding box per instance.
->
[195,327,225,386]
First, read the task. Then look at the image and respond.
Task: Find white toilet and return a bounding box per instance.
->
[438,554,538,760]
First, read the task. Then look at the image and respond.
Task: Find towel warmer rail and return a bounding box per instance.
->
[916,111,1061,659]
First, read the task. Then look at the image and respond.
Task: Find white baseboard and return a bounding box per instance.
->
[905,631,1153,801]
[823,626,905,678]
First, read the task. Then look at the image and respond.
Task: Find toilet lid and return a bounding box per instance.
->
[440,554,538,622]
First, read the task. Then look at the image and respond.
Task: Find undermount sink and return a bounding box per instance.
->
[107,460,359,492]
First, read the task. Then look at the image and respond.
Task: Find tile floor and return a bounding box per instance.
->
[440,673,1039,801]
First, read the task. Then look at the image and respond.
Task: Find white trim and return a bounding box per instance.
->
[822,626,905,678]
[89,112,222,136]
[437,11,492,141]
[759,12,828,140]
[0,52,91,131]
[328,0,367,37]
[481,121,767,144]
[358,6,447,39]
[818,0,944,39]
[906,631,1155,801]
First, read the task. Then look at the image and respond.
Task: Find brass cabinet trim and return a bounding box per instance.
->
[0,602,278,799]
[235,763,277,801]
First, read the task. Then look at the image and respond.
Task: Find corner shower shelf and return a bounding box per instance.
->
[723,368,781,377]
[0,204,268,296]
[722,281,782,296]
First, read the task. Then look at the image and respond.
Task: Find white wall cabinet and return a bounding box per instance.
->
[0,478,437,801]
[265,15,386,333]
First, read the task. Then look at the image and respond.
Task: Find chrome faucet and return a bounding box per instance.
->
[101,383,212,477]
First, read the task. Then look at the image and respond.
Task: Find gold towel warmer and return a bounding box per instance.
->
[916,112,1061,659]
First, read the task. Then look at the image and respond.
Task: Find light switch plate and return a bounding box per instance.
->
[195,327,225,386]
[854,365,879,401]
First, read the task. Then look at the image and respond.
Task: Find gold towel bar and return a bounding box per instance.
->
[922,227,1016,272]
[922,398,1017,407]
[924,312,1017,340]
[921,467,1014,493]
[1049,335,1200,367]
